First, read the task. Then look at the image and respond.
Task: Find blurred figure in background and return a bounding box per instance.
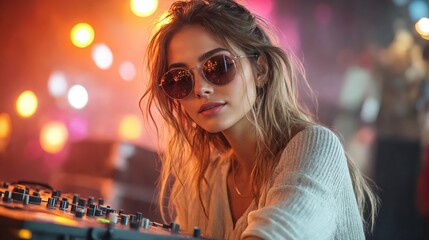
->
[418,43,429,239]
[369,28,427,240]
[333,44,379,178]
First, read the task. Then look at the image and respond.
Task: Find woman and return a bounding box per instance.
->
[141,0,377,239]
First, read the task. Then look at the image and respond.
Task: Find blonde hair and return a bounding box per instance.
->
[141,0,378,232]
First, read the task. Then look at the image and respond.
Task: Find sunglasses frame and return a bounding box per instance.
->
[159,53,258,100]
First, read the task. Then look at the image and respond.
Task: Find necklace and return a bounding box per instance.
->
[231,161,252,198]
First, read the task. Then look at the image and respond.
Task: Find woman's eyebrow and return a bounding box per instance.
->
[168,63,188,69]
[197,47,229,62]
[167,47,229,69]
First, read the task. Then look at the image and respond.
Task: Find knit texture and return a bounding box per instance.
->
[174,125,365,239]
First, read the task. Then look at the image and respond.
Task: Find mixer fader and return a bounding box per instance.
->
[0,181,205,240]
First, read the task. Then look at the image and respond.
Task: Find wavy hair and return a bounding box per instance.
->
[140,0,377,232]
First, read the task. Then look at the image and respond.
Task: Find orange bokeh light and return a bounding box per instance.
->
[16,90,38,118]
[40,121,69,153]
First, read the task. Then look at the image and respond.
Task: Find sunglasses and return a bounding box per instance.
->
[159,54,258,99]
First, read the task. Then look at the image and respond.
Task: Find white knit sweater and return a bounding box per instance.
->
[174,125,365,239]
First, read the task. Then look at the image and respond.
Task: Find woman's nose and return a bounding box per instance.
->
[193,70,214,98]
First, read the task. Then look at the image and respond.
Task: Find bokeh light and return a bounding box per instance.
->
[130,0,158,17]
[70,22,95,48]
[16,90,38,118]
[92,43,113,70]
[17,229,32,240]
[68,85,89,109]
[0,113,11,152]
[68,117,88,140]
[40,121,69,154]
[416,17,429,38]
[48,71,68,97]
[0,113,11,139]
[118,114,142,140]
[119,61,136,81]
[409,0,429,21]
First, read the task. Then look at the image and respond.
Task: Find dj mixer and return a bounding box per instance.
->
[0,181,205,240]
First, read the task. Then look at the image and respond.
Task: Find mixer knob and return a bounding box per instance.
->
[78,198,86,207]
[193,227,201,238]
[46,198,56,208]
[98,198,104,206]
[136,212,143,222]
[86,207,96,217]
[105,208,115,217]
[59,198,69,210]
[87,196,94,206]
[13,186,28,194]
[72,195,79,204]
[52,190,61,198]
[2,182,9,188]
[3,190,12,203]
[170,222,180,234]
[130,214,137,223]
[95,209,103,216]
[32,191,40,197]
[71,204,78,213]
[109,213,118,224]
[75,207,85,218]
[141,218,150,230]
[120,214,129,226]
[119,209,124,215]
[130,221,140,230]
[99,206,107,214]
[23,194,30,205]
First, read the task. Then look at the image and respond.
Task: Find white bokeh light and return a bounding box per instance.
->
[92,43,113,69]
[67,84,89,109]
[119,61,136,81]
[48,71,68,97]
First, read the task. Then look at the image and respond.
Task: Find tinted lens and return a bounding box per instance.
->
[202,55,236,85]
[160,69,193,99]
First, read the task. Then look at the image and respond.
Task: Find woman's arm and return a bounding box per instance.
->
[241,126,364,240]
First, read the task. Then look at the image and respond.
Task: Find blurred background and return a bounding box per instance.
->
[1,0,429,239]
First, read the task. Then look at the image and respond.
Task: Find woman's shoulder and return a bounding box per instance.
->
[286,125,343,152]
[275,124,347,174]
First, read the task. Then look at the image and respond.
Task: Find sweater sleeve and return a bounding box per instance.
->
[241,126,359,240]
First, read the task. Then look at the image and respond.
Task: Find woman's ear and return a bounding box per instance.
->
[255,55,268,87]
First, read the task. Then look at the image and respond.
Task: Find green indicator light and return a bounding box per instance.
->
[97,218,110,224]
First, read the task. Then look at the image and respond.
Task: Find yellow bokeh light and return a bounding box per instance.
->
[16,90,38,118]
[17,229,32,239]
[118,114,142,140]
[130,0,158,17]
[40,121,68,154]
[70,23,95,48]
[416,17,429,38]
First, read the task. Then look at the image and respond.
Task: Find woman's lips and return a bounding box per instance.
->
[198,102,226,115]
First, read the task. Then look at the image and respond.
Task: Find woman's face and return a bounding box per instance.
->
[167,24,258,134]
